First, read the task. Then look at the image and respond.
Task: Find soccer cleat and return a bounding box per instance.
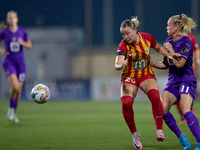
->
[13,115,19,123]
[179,117,187,124]
[132,132,142,150]
[156,129,165,142]
[7,108,15,121]
[179,133,191,150]
[7,108,19,123]
[195,142,200,150]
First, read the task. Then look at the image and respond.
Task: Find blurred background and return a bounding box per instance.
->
[0,0,200,101]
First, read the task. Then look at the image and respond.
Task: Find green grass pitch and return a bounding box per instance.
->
[0,100,199,150]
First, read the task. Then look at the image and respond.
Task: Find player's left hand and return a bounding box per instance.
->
[122,59,128,68]
[172,53,182,60]
[168,53,181,61]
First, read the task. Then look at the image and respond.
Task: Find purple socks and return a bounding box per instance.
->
[164,111,182,137]
[184,111,200,142]
[164,111,200,142]
[9,98,18,112]
[10,98,15,108]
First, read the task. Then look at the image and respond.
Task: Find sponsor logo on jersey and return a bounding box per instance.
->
[132,57,147,70]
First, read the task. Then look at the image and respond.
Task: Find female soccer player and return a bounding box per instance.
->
[0,11,32,123]
[176,32,200,124]
[151,14,200,150]
[115,16,179,150]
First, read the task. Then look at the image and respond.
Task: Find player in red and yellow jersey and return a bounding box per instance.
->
[176,33,200,124]
[119,32,156,80]
[115,16,179,150]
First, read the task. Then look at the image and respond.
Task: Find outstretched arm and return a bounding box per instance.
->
[194,48,200,65]
[153,42,180,60]
[18,38,32,49]
[154,42,172,58]
[165,42,186,68]
[150,56,168,70]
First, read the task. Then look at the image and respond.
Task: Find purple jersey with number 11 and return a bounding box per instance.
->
[165,35,197,85]
[0,27,31,81]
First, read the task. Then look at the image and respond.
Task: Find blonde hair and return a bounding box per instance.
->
[0,22,7,30]
[170,14,196,33]
[7,10,18,18]
[120,16,139,29]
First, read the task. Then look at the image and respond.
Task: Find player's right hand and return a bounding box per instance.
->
[0,49,9,57]
[122,59,128,68]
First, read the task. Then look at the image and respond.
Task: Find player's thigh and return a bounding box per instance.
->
[161,91,176,113]
[8,74,20,90]
[121,83,138,98]
[179,94,193,114]
[139,78,159,95]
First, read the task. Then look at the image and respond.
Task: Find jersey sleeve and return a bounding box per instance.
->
[189,34,199,51]
[116,40,127,56]
[149,34,157,48]
[142,33,157,48]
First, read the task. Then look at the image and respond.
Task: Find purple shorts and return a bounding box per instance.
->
[3,59,26,82]
[163,82,197,102]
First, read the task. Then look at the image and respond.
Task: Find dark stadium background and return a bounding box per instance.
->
[0,0,200,100]
[0,0,198,45]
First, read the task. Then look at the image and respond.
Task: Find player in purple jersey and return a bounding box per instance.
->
[151,14,200,150]
[0,11,32,123]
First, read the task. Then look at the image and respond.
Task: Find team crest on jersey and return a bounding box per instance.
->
[145,47,150,55]
[181,48,188,54]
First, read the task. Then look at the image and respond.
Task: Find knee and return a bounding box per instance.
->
[162,104,168,114]
[148,89,160,103]
[11,86,21,94]
[161,101,170,114]
[121,96,133,110]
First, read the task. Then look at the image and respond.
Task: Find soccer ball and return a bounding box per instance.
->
[31,83,50,104]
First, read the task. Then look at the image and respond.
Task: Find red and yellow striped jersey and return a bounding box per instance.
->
[185,33,199,51]
[185,33,199,75]
[117,32,157,79]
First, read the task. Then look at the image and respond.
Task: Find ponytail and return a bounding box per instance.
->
[171,13,196,33]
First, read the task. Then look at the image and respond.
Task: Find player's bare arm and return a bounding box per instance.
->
[165,42,186,68]
[153,42,179,60]
[150,56,168,69]
[18,38,32,49]
[165,42,175,54]
[194,48,200,65]
[171,56,186,68]
[115,55,127,70]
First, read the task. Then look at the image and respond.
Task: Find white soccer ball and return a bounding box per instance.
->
[31,83,50,104]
